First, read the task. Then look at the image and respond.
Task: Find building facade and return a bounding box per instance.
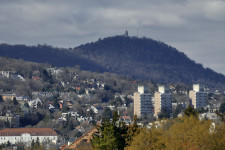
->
[0,112,20,128]
[154,85,172,117]
[1,93,16,101]
[189,84,207,109]
[134,86,153,118]
[0,128,57,145]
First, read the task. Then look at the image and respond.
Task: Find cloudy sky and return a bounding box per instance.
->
[0,0,225,75]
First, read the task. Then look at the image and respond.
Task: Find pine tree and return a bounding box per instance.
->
[13,97,18,105]
[124,115,140,146]
[35,137,40,147]
[91,112,127,150]
[183,105,198,117]
[31,139,35,148]
[0,95,3,102]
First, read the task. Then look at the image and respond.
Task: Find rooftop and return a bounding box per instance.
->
[0,128,57,136]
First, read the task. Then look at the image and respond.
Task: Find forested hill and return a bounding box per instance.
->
[0,44,106,72]
[73,36,225,86]
[0,35,225,88]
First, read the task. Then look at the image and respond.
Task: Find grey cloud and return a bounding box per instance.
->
[0,0,225,74]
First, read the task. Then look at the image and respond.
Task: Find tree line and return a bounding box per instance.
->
[91,107,225,150]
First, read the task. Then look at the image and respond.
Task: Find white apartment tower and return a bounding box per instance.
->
[154,85,172,117]
[134,86,153,118]
[189,84,207,109]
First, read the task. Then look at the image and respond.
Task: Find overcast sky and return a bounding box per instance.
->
[0,0,225,75]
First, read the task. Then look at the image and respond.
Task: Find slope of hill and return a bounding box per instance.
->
[0,35,225,88]
[0,44,106,72]
[73,36,225,87]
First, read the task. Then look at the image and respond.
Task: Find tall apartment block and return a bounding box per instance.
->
[154,85,172,117]
[134,86,153,118]
[189,84,207,109]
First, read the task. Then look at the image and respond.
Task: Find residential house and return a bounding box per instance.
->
[16,96,30,105]
[0,112,20,128]
[2,93,16,101]
[119,116,132,125]
[87,105,103,114]
[199,112,220,122]
[28,98,42,108]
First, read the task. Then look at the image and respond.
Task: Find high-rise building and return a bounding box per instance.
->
[189,84,207,109]
[134,86,153,118]
[154,85,172,117]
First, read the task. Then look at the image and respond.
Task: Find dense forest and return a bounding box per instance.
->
[0,43,106,72]
[0,35,225,89]
[73,36,225,88]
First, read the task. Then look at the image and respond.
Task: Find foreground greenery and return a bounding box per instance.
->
[91,111,225,150]
[127,117,225,150]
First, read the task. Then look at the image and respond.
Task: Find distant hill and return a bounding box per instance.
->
[0,35,225,88]
[0,43,106,72]
[73,36,225,87]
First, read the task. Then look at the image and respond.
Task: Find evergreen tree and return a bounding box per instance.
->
[0,95,3,102]
[219,103,225,114]
[102,107,113,120]
[183,105,198,117]
[91,112,127,150]
[35,137,40,147]
[41,69,53,83]
[24,101,29,108]
[52,95,60,109]
[124,115,140,146]
[7,141,11,147]
[31,139,35,148]
[13,97,18,105]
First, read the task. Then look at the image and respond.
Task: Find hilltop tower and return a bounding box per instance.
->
[124,30,128,37]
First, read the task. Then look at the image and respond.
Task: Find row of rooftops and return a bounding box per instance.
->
[0,128,57,136]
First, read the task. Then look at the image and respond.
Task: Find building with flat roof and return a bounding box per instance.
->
[0,128,57,145]
[154,85,172,117]
[134,86,153,118]
[189,84,207,109]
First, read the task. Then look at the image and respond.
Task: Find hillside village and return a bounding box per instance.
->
[0,57,225,149]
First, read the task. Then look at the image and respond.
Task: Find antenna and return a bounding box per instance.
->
[137,28,139,37]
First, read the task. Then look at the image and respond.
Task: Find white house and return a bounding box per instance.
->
[199,112,220,122]
[87,105,103,114]
[0,128,58,145]
[28,98,42,108]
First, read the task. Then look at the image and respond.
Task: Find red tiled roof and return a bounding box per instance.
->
[0,128,57,136]
[120,116,131,120]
